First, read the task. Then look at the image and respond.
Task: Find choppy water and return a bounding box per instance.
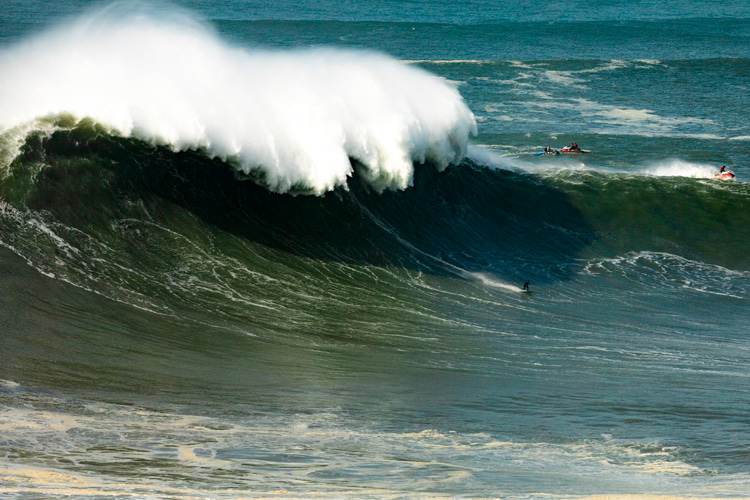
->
[1,1,749,499]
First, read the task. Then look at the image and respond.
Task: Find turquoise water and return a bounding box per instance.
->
[0,1,749,498]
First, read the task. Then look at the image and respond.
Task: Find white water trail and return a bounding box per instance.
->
[0,2,476,194]
[463,271,529,293]
[642,159,725,178]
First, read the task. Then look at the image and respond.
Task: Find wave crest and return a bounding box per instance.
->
[0,4,477,194]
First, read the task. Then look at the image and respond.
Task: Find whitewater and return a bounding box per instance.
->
[0,4,476,194]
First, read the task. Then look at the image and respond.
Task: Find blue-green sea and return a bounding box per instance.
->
[1,1,749,499]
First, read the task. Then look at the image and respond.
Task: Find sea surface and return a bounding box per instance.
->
[1,1,749,499]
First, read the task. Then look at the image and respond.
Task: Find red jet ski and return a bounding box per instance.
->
[714,171,736,180]
[560,146,591,154]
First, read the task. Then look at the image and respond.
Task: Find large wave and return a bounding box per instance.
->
[0,3,476,194]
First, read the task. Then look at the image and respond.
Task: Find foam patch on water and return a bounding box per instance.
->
[583,251,749,299]
[1,397,739,498]
[540,98,716,137]
[486,60,720,138]
[0,380,20,391]
[0,3,476,195]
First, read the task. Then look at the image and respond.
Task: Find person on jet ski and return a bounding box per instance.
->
[717,166,735,179]
[570,142,579,151]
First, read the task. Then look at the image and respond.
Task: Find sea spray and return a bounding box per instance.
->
[643,158,725,178]
[0,4,477,194]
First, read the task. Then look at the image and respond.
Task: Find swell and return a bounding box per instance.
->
[0,128,592,330]
[0,125,593,281]
[544,170,750,270]
[3,124,749,317]
[214,18,750,61]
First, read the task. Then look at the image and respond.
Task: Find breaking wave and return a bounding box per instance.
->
[0,3,476,194]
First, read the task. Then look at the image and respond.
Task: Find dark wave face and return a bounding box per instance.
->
[544,170,750,269]
[2,122,748,326]
[0,124,592,306]
[2,2,750,499]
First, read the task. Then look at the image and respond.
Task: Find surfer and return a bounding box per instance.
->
[523,280,530,291]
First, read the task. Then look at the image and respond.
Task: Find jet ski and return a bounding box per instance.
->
[532,149,560,156]
[714,171,736,180]
[560,146,591,154]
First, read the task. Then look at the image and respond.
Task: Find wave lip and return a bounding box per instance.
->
[0,4,477,194]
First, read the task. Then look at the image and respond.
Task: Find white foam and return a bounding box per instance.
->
[542,70,586,87]
[3,397,747,497]
[571,98,717,136]
[465,144,516,170]
[463,271,527,292]
[0,3,476,194]
[583,251,749,299]
[0,380,20,390]
[642,159,724,178]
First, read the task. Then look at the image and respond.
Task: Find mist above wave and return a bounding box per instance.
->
[0,3,476,194]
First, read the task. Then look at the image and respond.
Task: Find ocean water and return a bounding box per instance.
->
[1,1,749,499]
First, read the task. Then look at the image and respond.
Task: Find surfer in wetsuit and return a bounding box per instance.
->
[523,280,530,291]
